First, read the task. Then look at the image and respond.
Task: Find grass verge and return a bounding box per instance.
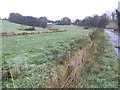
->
[81,30,118,88]
[112,31,120,35]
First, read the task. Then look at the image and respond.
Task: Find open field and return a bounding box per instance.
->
[0,20,47,33]
[1,20,118,88]
[1,21,93,88]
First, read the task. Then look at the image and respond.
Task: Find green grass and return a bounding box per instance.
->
[1,22,93,88]
[113,31,120,35]
[0,20,47,33]
[83,31,118,88]
[2,21,118,88]
[106,22,117,29]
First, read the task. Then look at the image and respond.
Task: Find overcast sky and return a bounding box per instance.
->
[0,0,119,21]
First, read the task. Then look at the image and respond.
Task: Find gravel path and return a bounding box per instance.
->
[104,29,120,59]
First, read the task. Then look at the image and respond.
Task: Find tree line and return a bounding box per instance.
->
[73,14,109,28]
[55,17,71,25]
[4,12,118,29]
[8,13,48,28]
[8,13,72,27]
[54,14,109,28]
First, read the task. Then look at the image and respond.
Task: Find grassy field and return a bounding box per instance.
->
[106,22,117,29]
[1,21,93,88]
[0,20,47,33]
[1,20,118,88]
